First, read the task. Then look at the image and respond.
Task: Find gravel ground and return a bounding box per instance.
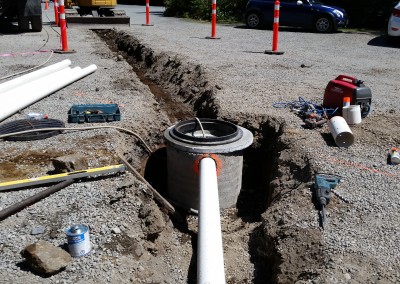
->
[1,3,400,283]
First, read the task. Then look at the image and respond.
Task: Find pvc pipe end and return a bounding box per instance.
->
[334,131,354,147]
[328,116,355,148]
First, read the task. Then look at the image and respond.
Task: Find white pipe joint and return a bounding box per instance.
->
[0,59,72,94]
[197,157,225,284]
[0,64,97,122]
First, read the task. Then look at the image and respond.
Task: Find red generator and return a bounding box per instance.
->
[323,75,372,118]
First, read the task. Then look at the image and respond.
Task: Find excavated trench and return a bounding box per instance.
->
[94,29,322,283]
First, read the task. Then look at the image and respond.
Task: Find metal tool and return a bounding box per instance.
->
[314,174,340,229]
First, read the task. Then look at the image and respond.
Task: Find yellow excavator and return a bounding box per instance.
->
[64,0,129,24]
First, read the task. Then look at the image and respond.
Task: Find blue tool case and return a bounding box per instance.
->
[68,104,121,123]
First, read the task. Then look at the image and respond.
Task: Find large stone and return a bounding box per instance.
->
[52,154,88,173]
[21,240,72,274]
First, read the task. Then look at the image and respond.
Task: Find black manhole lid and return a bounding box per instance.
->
[169,118,242,145]
[0,119,65,141]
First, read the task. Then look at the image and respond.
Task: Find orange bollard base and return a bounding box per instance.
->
[265,50,284,55]
[53,49,77,54]
[205,36,221,40]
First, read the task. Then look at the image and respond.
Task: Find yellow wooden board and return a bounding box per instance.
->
[0,164,126,191]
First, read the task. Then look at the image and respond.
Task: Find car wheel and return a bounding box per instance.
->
[246,12,262,29]
[18,17,29,33]
[31,16,42,32]
[386,35,399,45]
[314,16,333,33]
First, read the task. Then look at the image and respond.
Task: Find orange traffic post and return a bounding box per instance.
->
[53,0,76,54]
[206,0,220,39]
[54,0,59,26]
[142,0,154,26]
[265,0,284,55]
[45,0,49,10]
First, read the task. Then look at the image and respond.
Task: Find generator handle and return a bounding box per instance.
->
[336,75,357,84]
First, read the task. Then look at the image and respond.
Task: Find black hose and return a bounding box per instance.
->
[0,119,65,141]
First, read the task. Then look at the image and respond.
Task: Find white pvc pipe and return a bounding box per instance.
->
[328,116,354,147]
[0,59,72,94]
[0,64,97,122]
[197,157,225,284]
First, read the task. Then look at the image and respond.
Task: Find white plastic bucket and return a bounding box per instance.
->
[342,105,362,125]
[328,116,354,147]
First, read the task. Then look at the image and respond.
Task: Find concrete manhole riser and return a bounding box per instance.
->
[164,118,253,210]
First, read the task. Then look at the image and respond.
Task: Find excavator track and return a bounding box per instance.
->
[66,14,130,25]
[64,3,130,25]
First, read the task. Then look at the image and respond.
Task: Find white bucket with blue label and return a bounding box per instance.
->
[66,224,91,257]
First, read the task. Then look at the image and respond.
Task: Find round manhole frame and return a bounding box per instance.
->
[164,118,253,154]
[169,118,242,145]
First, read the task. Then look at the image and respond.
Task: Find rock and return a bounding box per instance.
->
[52,154,88,173]
[130,241,145,259]
[30,226,46,235]
[111,227,121,234]
[344,273,351,280]
[21,240,72,275]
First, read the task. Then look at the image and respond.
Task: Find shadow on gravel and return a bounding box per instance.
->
[320,132,337,147]
[368,34,400,48]
[243,51,268,54]
[16,261,59,278]
[0,22,19,34]
[134,11,165,16]
[234,25,344,34]
[118,0,165,6]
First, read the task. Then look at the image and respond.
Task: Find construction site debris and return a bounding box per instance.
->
[21,240,72,275]
[111,227,121,234]
[26,113,49,120]
[30,226,46,235]
[273,97,334,129]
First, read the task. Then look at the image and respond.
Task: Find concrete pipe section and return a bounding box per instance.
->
[164,118,253,211]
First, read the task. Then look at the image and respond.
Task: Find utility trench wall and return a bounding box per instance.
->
[96,29,325,283]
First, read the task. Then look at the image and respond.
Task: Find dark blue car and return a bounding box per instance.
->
[245,0,348,32]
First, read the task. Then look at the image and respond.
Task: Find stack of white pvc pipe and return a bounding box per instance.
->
[0,59,97,122]
[198,157,226,284]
